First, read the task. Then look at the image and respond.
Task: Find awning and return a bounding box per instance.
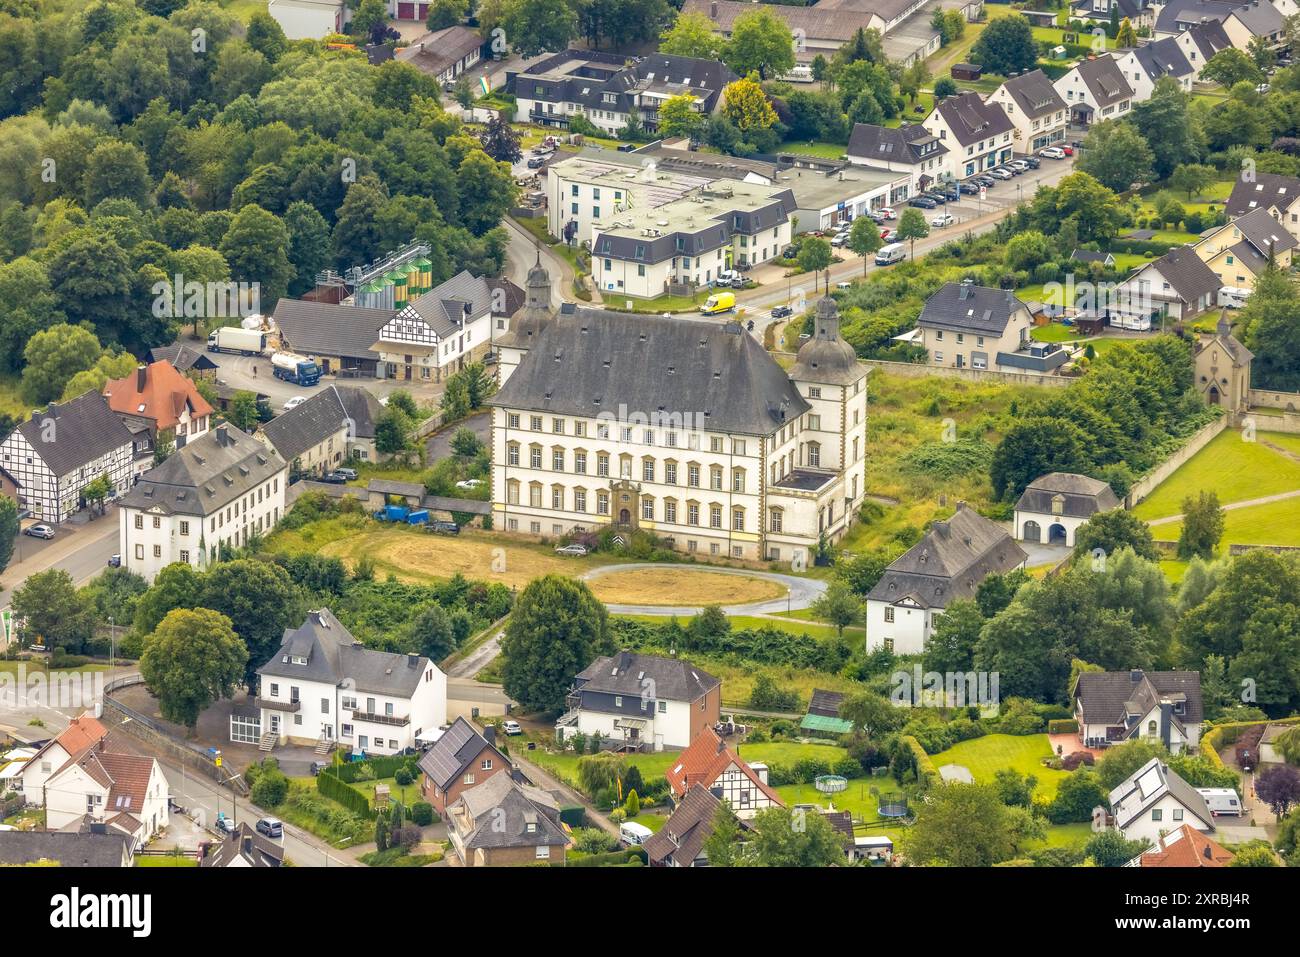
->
[615,718,648,730]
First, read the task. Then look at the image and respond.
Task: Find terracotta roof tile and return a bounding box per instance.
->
[665,728,783,806]
[1142,825,1234,867]
[103,360,214,431]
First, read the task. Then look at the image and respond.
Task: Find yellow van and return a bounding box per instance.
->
[701,291,736,314]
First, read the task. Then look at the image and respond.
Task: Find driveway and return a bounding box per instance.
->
[426,410,491,462]
[579,562,828,616]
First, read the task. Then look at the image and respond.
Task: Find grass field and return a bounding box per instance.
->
[618,611,861,640]
[1159,497,1300,550]
[927,734,1070,801]
[1131,429,1300,520]
[775,773,906,827]
[588,568,785,606]
[136,856,199,867]
[0,372,26,419]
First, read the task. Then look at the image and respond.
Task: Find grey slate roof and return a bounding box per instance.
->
[1075,670,1204,727]
[273,298,393,361]
[1227,206,1299,259]
[512,47,737,116]
[332,385,384,440]
[258,608,435,698]
[1015,472,1120,518]
[489,307,811,437]
[0,830,132,867]
[201,822,284,867]
[1125,37,1194,82]
[400,270,494,339]
[917,282,1028,336]
[120,424,285,517]
[260,388,350,464]
[847,122,949,166]
[16,391,134,477]
[148,344,219,374]
[395,25,483,78]
[1109,757,1214,831]
[1226,171,1300,218]
[681,0,880,41]
[999,69,1066,119]
[1072,249,1114,264]
[791,296,864,385]
[575,651,720,703]
[642,783,724,867]
[933,92,1014,147]
[868,503,1027,609]
[1156,0,1279,35]
[450,773,567,851]
[1182,18,1232,60]
[1072,0,1146,20]
[417,716,509,791]
[1136,246,1221,303]
[808,688,846,718]
[1072,55,1134,108]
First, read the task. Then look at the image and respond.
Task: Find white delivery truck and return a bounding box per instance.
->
[874,242,907,266]
[619,821,654,846]
[207,327,268,355]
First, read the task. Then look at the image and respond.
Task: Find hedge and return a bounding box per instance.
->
[902,735,938,790]
[1199,716,1300,770]
[555,846,648,867]
[316,768,373,816]
[1047,719,1079,734]
[330,754,416,783]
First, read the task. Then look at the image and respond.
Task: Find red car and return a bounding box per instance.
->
[1062,145,1075,156]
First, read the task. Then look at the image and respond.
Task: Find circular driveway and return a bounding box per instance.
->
[579,562,827,617]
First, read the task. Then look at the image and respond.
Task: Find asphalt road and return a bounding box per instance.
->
[0,516,119,608]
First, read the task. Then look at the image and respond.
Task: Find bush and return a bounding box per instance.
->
[1061,751,1095,771]
[1047,719,1079,734]
[608,808,628,824]
[316,768,372,817]
[394,767,414,787]
[411,802,437,826]
[250,769,288,808]
[571,827,618,854]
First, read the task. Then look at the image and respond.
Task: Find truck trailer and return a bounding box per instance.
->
[206,327,268,355]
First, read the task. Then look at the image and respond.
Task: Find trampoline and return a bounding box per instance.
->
[877,798,910,818]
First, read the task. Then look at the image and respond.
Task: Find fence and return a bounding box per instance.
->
[102,675,249,795]
[861,359,1075,388]
[1124,415,1229,508]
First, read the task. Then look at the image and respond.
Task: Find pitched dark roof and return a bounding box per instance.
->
[1015,472,1120,518]
[396,270,494,340]
[512,47,737,115]
[1074,670,1204,726]
[489,308,810,437]
[1071,0,1145,19]
[1124,37,1193,82]
[15,391,134,477]
[1134,245,1221,303]
[201,822,284,867]
[1182,19,1232,61]
[449,773,567,851]
[847,122,949,166]
[576,651,720,702]
[120,424,285,517]
[417,716,509,791]
[868,503,1027,609]
[999,69,1066,119]
[917,282,1029,336]
[1226,171,1300,218]
[808,688,846,718]
[332,385,384,440]
[1156,0,1279,35]
[1109,758,1214,832]
[680,0,880,41]
[258,608,434,697]
[642,784,724,866]
[790,296,863,385]
[1071,55,1134,108]
[1072,249,1114,264]
[0,831,132,867]
[1225,206,1299,259]
[933,92,1014,147]
[395,25,483,77]
[147,344,219,374]
[260,388,350,464]
[273,298,393,361]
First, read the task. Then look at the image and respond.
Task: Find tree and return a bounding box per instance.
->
[923,598,984,674]
[80,474,113,518]
[1243,263,1300,391]
[740,806,845,867]
[720,74,778,136]
[971,14,1036,76]
[933,77,958,99]
[900,784,1018,866]
[1116,17,1138,48]
[1230,841,1280,867]
[0,257,64,373]
[457,149,516,235]
[1201,48,1263,88]
[701,800,744,866]
[45,233,134,347]
[1130,79,1201,181]
[724,8,795,80]
[658,93,706,140]
[847,216,883,274]
[1085,829,1150,867]
[896,207,929,259]
[21,323,103,405]
[1046,768,1107,824]
[140,608,247,730]
[11,569,95,653]
[406,603,456,661]
[1096,739,1167,790]
[84,140,152,209]
[899,59,930,104]
[810,582,862,638]
[426,0,466,30]
[1274,725,1300,765]
[797,236,833,288]
[220,204,293,307]
[1257,764,1300,818]
[200,559,304,687]
[228,390,263,432]
[1077,120,1154,192]
[0,496,16,575]
[246,10,289,62]
[284,201,330,297]
[479,112,522,164]
[839,692,901,738]
[659,10,722,59]
[500,575,612,712]
[990,417,1088,501]
[1177,490,1224,560]
[503,0,578,58]
[1072,508,1159,563]
[1169,163,1217,201]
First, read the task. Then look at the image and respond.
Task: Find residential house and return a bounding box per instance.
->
[1226,171,1300,243]
[490,264,868,568]
[387,0,430,21]
[846,122,951,197]
[1072,248,1117,268]
[267,0,345,40]
[866,503,1028,655]
[1174,19,1234,79]
[1070,0,1156,28]
[1155,0,1285,50]
[555,651,722,751]
[17,714,109,804]
[666,727,784,820]
[118,424,287,582]
[103,361,214,472]
[1139,824,1235,866]
[445,772,568,866]
[0,830,134,867]
[1113,245,1221,328]
[373,271,499,381]
[644,783,731,867]
[395,26,482,84]
[43,740,170,844]
[1114,37,1195,100]
[200,822,285,867]
[417,716,511,816]
[147,344,219,378]
[258,384,381,476]
[273,299,393,378]
[916,281,1068,374]
[235,608,446,755]
[508,49,736,137]
[1073,669,1204,753]
[1194,206,1298,291]
[332,384,386,462]
[681,0,885,62]
[1054,55,1134,128]
[0,391,135,525]
[922,92,1015,179]
[1109,757,1215,845]
[1194,315,1253,413]
[987,69,1069,153]
[1013,472,1121,547]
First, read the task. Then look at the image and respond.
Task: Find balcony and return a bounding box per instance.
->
[256,697,300,713]
[352,710,409,727]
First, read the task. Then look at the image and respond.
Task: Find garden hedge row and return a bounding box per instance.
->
[1199,716,1300,770]
[902,735,938,790]
[555,846,648,867]
[330,754,416,783]
[316,768,372,816]
[1047,719,1079,734]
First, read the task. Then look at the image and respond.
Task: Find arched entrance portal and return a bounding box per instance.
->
[1048,523,1068,546]
[1022,520,1041,543]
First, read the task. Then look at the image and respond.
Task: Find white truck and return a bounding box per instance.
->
[207,327,267,355]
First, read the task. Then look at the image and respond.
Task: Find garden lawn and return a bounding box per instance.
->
[348,776,422,810]
[927,734,1069,801]
[1026,821,1094,851]
[590,568,785,606]
[1131,429,1300,519]
[1157,497,1300,550]
[136,856,199,867]
[774,773,905,827]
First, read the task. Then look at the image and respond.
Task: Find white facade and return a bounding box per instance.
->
[0,422,133,525]
[44,756,170,843]
[376,308,492,382]
[562,700,693,752]
[865,596,934,657]
[986,87,1068,153]
[1119,792,1212,846]
[1013,507,1088,547]
[922,110,1014,181]
[1054,63,1133,125]
[267,0,345,39]
[707,760,781,821]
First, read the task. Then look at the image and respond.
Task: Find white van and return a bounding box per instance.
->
[619,821,654,846]
[1196,787,1243,816]
[1218,286,1251,309]
[875,242,907,266]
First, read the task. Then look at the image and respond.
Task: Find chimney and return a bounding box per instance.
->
[407,653,419,668]
[1130,669,1144,683]
[484,725,496,748]
[136,364,148,392]
[243,835,253,854]
[215,423,229,446]
[710,0,717,16]
[1203,844,1213,860]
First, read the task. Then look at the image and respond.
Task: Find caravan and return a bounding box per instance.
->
[1196,788,1243,816]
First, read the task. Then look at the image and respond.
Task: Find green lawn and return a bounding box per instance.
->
[136,856,199,867]
[1025,821,1094,851]
[928,734,1070,800]
[0,371,26,419]
[615,611,862,641]
[1132,429,1300,519]
[1159,497,1300,550]
[774,773,905,828]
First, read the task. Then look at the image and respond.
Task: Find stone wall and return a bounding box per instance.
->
[862,359,1075,388]
[1125,416,1229,508]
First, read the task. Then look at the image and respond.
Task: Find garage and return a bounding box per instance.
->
[418,2,428,18]
[397,1,415,18]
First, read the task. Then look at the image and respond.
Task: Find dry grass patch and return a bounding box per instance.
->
[586,567,786,606]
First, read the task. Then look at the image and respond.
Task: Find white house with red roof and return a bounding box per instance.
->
[666,727,784,820]
[17,713,109,803]
[42,738,169,845]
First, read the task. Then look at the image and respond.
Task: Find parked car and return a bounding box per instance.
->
[429,521,460,535]
[958,181,981,195]
[866,210,887,224]
[877,207,897,220]
[318,471,347,484]
[908,195,938,208]
[973,175,996,187]
[107,554,121,567]
[555,543,589,556]
[282,396,307,411]
[255,817,284,839]
[215,816,236,836]
[835,281,852,290]
[933,185,960,201]
[781,244,799,259]
[24,525,55,540]
[1038,146,1066,159]
[1008,159,1029,173]
[454,479,484,490]
[1061,145,1074,156]
[502,720,523,736]
[931,212,955,227]
[830,232,849,247]
[1021,156,1041,169]
[989,167,1013,180]
[880,229,898,242]
[334,467,358,481]
[526,157,546,169]
[310,761,327,776]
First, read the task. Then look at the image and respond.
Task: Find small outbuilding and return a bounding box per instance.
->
[951,63,983,81]
[1013,472,1120,547]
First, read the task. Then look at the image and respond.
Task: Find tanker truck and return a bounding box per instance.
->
[270,351,322,386]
